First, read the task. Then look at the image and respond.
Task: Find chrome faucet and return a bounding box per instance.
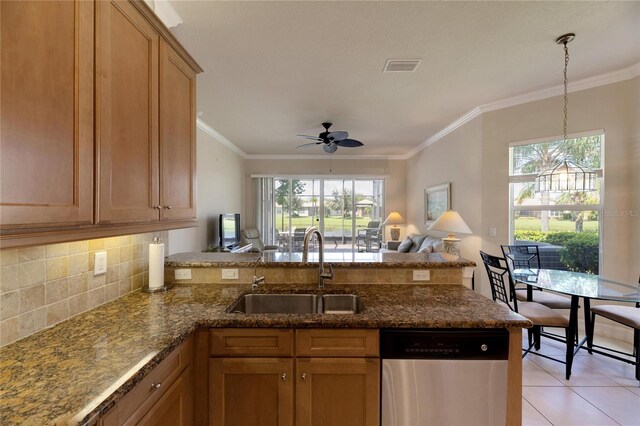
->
[302,227,334,288]
[251,256,265,289]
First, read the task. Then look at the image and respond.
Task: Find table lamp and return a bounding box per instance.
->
[428,210,472,258]
[383,211,405,241]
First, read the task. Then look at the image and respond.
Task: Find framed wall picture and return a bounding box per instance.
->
[424,183,451,224]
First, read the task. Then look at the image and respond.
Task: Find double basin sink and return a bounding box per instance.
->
[227,293,363,315]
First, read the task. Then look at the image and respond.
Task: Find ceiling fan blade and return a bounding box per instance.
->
[297,134,323,141]
[335,139,363,147]
[327,131,348,142]
[296,142,322,149]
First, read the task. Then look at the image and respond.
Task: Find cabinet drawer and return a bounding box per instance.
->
[210,329,294,357]
[296,329,379,357]
[100,335,193,426]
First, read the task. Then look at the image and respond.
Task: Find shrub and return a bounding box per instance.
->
[543,232,579,247]
[559,233,599,274]
[514,230,547,242]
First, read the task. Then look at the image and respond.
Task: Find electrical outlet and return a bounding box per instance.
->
[174,269,192,280]
[412,270,430,281]
[489,227,497,237]
[94,251,107,276]
[221,269,239,280]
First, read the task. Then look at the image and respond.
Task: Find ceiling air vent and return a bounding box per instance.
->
[383,59,421,73]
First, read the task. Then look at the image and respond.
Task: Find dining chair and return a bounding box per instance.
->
[587,277,640,380]
[480,251,575,379]
[501,244,572,310]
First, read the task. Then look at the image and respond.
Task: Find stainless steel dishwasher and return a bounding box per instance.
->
[381,329,509,426]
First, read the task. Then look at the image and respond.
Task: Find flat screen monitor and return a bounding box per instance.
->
[219,213,240,249]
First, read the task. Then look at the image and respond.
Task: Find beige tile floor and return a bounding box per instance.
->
[522,333,639,426]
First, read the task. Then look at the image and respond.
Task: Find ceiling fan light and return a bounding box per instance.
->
[323,143,338,153]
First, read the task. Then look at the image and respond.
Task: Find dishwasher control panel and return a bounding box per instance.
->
[380,329,509,360]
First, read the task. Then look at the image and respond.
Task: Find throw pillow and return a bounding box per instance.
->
[408,235,427,253]
[397,237,414,253]
[417,245,433,254]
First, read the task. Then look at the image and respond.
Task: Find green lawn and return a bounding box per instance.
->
[275,215,374,232]
[514,217,598,232]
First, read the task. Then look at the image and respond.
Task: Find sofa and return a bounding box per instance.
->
[382,234,445,254]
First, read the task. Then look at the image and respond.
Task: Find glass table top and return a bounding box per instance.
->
[512,269,640,303]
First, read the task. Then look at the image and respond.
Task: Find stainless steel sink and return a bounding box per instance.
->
[227,293,363,314]
[227,294,320,314]
[322,294,363,314]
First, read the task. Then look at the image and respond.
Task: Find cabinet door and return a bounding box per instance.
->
[209,358,293,426]
[0,0,93,229]
[96,0,159,224]
[296,358,380,426]
[137,367,193,426]
[159,40,196,221]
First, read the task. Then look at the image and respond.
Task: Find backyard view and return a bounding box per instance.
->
[273,178,384,251]
[510,135,602,274]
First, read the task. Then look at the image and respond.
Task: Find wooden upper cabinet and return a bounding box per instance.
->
[0,0,94,229]
[96,0,160,224]
[159,40,197,221]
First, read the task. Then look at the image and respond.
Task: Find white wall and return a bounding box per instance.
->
[243,158,407,240]
[406,116,483,271]
[406,77,640,297]
[168,127,245,254]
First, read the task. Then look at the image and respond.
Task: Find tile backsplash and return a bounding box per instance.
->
[0,231,168,347]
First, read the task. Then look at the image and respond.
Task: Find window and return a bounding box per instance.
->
[508,133,603,274]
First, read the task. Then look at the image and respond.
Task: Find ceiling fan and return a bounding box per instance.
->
[296,122,364,153]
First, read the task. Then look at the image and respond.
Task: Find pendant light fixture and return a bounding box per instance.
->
[535,33,597,193]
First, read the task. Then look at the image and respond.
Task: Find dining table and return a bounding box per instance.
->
[512,268,640,367]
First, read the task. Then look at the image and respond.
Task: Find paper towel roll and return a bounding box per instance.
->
[148,241,165,290]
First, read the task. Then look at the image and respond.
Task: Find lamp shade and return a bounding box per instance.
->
[383,211,405,225]
[428,211,471,235]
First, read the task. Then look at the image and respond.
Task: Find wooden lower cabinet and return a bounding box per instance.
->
[207,328,380,426]
[296,358,380,426]
[209,358,294,426]
[138,367,193,426]
[99,335,193,426]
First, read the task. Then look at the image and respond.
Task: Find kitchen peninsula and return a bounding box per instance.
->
[0,251,530,425]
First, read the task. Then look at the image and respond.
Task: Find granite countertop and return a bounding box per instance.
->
[165,251,476,268]
[0,283,529,425]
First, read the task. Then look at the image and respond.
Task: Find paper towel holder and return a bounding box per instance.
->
[143,237,174,293]
[142,282,173,293]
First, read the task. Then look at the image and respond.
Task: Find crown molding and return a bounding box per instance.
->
[196,118,247,158]
[404,62,640,160]
[403,107,482,159]
[244,154,406,160]
[197,62,639,162]
[196,118,405,160]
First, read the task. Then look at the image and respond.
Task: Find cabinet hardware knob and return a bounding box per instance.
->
[151,382,162,390]
[281,373,287,381]
[163,205,172,210]
[301,373,307,381]
[153,205,161,210]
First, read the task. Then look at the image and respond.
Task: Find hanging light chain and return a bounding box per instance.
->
[563,40,569,142]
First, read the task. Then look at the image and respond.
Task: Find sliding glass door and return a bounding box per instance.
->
[266,177,384,253]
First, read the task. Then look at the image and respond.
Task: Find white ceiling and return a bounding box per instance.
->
[170,1,640,157]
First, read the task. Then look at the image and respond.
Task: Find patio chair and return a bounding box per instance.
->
[501,244,572,309]
[292,227,309,251]
[356,221,381,252]
[480,251,575,379]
